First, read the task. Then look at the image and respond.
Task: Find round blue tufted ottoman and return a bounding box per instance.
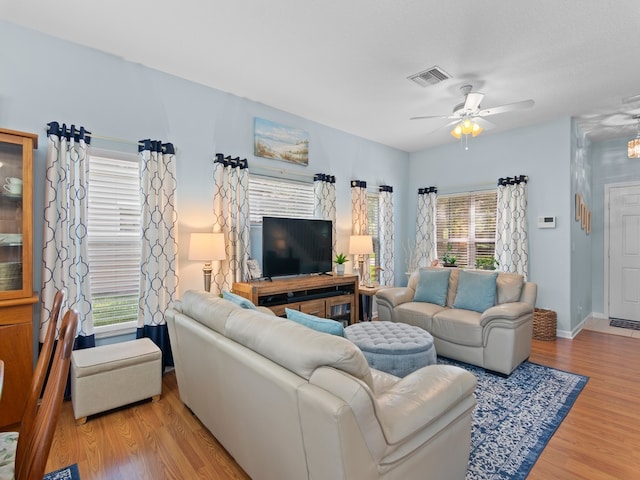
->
[344,321,436,377]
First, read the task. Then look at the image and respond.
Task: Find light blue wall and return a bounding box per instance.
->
[409,118,574,333]
[570,120,592,333]
[590,137,640,315]
[4,20,609,340]
[0,21,409,333]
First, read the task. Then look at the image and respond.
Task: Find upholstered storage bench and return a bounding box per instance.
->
[345,321,437,377]
[70,338,162,425]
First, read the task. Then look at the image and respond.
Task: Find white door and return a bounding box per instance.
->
[609,184,640,321]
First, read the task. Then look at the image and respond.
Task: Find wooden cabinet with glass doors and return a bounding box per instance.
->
[0,128,38,428]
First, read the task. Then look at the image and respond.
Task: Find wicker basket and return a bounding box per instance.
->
[533,308,557,341]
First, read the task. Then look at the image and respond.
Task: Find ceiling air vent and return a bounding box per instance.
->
[407,66,452,87]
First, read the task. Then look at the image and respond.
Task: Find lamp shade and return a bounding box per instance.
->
[188,233,226,261]
[349,235,373,255]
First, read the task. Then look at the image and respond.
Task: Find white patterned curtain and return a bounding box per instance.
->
[495,175,529,278]
[212,154,251,292]
[137,140,178,369]
[378,185,394,286]
[351,180,370,284]
[314,173,337,258]
[41,122,92,348]
[351,180,368,235]
[415,187,438,269]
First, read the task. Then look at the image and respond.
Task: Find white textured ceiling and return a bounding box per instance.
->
[2,0,640,152]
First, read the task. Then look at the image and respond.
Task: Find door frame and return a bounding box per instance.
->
[604,181,640,319]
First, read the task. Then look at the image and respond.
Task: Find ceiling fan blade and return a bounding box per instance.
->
[410,114,454,120]
[464,92,484,111]
[474,117,496,130]
[415,119,461,136]
[478,99,534,117]
[600,112,640,127]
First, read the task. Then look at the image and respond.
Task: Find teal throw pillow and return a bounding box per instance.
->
[453,270,498,313]
[413,268,451,306]
[222,290,257,310]
[285,308,345,337]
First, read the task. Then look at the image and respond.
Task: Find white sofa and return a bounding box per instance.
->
[376,268,537,376]
[166,290,477,480]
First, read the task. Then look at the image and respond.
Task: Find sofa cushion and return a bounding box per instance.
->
[226,308,374,389]
[223,290,258,310]
[285,308,345,337]
[413,269,451,306]
[395,302,447,331]
[453,270,498,313]
[407,267,460,307]
[496,273,525,304]
[181,291,240,334]
[432,308,483,347]
[445,268,461,307]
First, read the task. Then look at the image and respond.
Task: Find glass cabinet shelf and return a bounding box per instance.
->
[0,128,36,299]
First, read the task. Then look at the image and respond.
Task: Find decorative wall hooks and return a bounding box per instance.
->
[575,193,591,235]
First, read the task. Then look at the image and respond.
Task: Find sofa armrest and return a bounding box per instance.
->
[375,287,414,310]
[480,302,534,327]
[520,282,537,306]
[376,365,476,444]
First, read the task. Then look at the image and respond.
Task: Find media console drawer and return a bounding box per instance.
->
[232,274,359,325]
[299,299,325,316]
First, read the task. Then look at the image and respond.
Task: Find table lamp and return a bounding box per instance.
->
[188,232,226,292]
[349,234,373,285]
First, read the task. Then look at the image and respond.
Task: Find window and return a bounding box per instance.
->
[248,175,315,223]
[367,192,380,277]
[87,152,142,330]
[436,190,497,268]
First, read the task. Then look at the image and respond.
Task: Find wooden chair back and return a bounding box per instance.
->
[0,359,4,401]
[15,308,78,480]
[15,290,65,468]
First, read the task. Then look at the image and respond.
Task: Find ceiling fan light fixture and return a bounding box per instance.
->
[629,137,640,159]
[629,116,640,159]
[461,119,474,135]
[451,124,463,139]
[450,118,482,140]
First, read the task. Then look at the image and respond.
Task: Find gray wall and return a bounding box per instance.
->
[590,137,640,315]
[7,20,623,340]
[570,120,592,334]
[0,21,409,337]
[409,118,574,333]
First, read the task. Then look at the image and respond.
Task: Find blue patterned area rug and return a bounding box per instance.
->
[438,358,588,480]
[43,463,80,480]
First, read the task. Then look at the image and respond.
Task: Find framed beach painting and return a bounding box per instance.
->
[254,117,309,165]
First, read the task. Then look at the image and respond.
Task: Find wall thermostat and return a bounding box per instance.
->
[537,216,556,228]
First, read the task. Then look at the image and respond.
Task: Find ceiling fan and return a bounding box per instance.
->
[411,85,535,141]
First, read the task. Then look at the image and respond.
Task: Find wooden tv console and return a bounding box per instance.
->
[232,274,359,325]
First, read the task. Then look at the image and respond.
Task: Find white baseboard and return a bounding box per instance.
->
[556,312,604,339]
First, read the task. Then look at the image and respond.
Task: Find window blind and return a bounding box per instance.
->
[87,154,142,327]
[436,190,497,268]
[249,175,315,223]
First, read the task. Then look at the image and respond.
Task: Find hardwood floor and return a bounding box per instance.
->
[527,330,640,480]
[44,330,640,479]
[46,373,250,480]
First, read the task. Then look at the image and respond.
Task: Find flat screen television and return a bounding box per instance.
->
[262,216,333,278]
